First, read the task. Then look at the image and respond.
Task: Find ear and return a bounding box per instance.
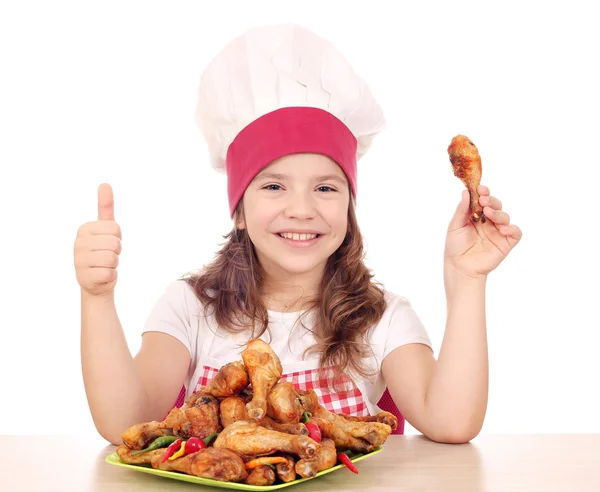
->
[234,200,246,230]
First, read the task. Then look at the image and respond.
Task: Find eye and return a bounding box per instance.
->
[317,185,336,192]
[263,184,282,191]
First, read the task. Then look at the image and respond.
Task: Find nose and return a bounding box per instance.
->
[283,189,317,220]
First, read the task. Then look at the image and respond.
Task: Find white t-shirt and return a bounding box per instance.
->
[142,279,432,417]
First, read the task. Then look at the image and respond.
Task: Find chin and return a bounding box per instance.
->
[274,258,327,276]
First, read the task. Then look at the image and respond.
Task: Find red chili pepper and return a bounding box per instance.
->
[305,422,322,443]
[337,453,358,474]
[184,437,206,454]
[161,438,183,463]
[301,412,322,443]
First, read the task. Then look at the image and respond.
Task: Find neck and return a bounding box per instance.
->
[260,264,324,313]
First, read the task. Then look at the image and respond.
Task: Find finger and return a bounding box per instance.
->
[478,185,490,196]
[85,267,118,285]
[76,235,122,255]
[77,220,122,239]
[98,183,114,221]
[497,223,523,241]
[479,195,503,210]
[76,250,120,269]
[484,207,510,225]
[448,190,471,231]
[91,235,122,255]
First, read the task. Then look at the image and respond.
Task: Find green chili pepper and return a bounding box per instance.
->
[203,433,219,446]
[302,412,312,423]
[130,435,178,456]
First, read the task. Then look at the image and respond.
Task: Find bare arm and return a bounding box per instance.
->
[81,291,190,444]
[382,273,488,444]
[382,185,520,444]
[77,184,190,445]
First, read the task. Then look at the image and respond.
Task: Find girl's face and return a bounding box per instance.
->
[239,153,350,279]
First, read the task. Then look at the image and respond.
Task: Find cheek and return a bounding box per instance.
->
[245,218,267,240]
[334,219,348,240]
[241,195,273,246]
[244,210,278,240]
[326,206,349,239]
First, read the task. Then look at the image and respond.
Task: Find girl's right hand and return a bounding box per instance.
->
[74,183,122,297]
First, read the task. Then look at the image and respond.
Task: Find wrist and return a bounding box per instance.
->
[444,261,488,283]
[444,263,487,298]
[81,289,115,307]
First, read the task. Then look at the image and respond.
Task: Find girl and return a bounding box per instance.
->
[75,24,522,446]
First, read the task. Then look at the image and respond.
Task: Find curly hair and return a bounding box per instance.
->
[181,195,387,379]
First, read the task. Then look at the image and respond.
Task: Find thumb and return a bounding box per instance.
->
[448,189,470,230]
[98,183,115,221]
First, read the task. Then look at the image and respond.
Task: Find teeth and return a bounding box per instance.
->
[279,232,318,241]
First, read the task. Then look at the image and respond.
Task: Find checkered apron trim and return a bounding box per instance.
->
[194,365,369,417]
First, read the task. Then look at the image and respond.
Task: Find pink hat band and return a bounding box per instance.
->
[225,106,358,216]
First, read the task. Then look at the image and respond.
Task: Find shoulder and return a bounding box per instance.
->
[153,277,204,314]
[161,277,197,298]
[378,288,431,351]
[370,288,426,337]
[381,289,418,317]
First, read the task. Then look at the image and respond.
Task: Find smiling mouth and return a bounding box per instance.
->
[276,232,321,241]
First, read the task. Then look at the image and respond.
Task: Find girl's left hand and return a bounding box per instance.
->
[444,186,522,279]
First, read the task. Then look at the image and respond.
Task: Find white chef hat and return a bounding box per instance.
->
[194,23,386,216]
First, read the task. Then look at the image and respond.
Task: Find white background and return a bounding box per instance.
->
[1,0,599,440]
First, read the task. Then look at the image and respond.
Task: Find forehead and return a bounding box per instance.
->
[255,153,347,181]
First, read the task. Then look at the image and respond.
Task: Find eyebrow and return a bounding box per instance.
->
[255,172,347,185]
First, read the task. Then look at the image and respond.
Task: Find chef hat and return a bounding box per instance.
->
[195,23,386,216]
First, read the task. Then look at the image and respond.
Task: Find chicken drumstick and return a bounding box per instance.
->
[448,134,486,223]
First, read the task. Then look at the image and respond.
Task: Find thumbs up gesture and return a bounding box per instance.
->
[74,184,122,296]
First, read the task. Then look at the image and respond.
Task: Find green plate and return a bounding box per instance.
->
[106,446,383,490]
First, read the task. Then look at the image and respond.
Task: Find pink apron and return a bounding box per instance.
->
[173,326,405,434]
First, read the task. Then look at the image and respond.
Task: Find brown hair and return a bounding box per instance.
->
[181,196,387,379]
